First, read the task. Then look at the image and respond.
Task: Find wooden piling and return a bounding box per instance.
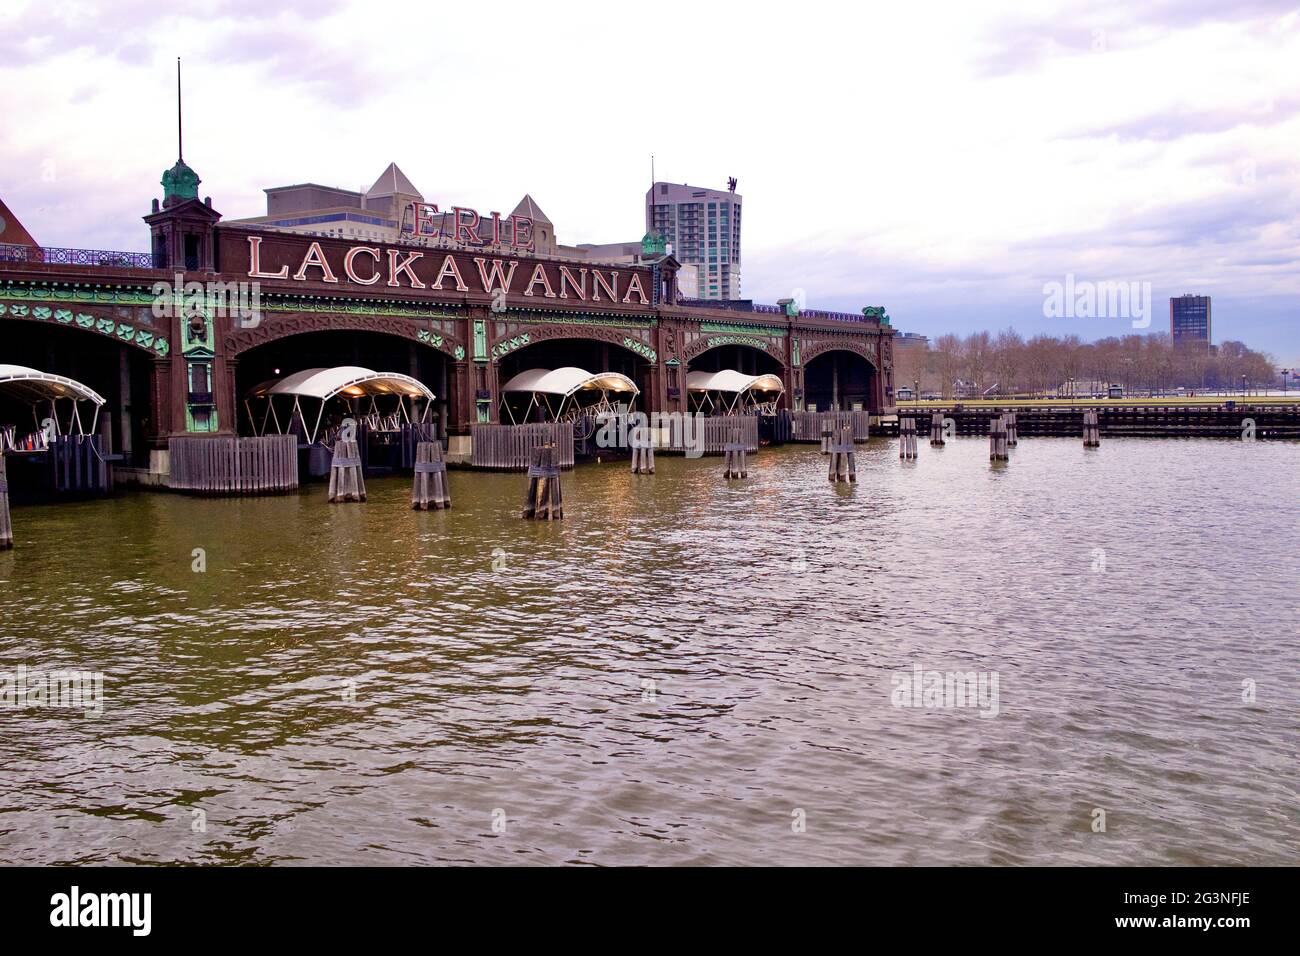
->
[327,439,366,503]
[411,441,451,510]
[0,456,13,550]
[1083,409,1101,447]
[899,417,918,459]
[522,444,564,519]
[820,423,834,454]
[630,427,655,475]
[828,423,857,482]
[724,429,748,479]
[930,411,945,446]
[1005,410,1018,446]
[989,415,1009,461]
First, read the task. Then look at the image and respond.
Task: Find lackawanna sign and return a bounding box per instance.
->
[215,228,653,306]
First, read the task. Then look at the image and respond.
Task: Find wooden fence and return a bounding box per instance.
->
[51,435,112,495]
[471,423,575,471]
[676,415,758,455]
[169,435,299,494]
[787,410,871,443]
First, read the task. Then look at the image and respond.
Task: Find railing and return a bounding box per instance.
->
[678,298,877,324]
[0,242,160,271]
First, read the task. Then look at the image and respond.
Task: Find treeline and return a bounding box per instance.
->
[895,330,1281,397]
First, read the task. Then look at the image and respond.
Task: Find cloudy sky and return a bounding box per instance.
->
[2,0,1297,362]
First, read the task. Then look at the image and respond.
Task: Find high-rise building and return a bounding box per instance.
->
[1170,294,1212,346]
[646,181,741,300]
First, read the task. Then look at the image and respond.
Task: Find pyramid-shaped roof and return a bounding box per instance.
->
[0,195,38,246]
[510,194,551,224]
[366,162,422,199]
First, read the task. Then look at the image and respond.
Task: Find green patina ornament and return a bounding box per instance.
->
[641,231,667,257]
[161,159,201,201]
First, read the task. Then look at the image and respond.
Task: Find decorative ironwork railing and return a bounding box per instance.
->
[679,298,876,324]
[0,243,160,270]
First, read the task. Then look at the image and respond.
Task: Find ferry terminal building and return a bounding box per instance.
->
[0,155,896,486]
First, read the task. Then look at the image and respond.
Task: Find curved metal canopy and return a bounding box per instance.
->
[0,364,107,405]
[500,367,639,397]
[686,370,785,394]
[246,366,434,402]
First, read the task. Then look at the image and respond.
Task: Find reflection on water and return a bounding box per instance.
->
[1,438,1297,865]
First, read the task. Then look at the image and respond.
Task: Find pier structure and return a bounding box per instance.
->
[0,165,896,496]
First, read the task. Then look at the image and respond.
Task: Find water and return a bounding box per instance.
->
[1,438,1297,866]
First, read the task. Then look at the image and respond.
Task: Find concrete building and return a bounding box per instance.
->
[1170,294,1212,346]
[231,163,652,266]
[646,181,742,300]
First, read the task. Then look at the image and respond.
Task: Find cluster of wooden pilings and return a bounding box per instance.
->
[522,444,565,519]
[724,430,749,479]
[930,411,945,446]
[899,417,919,459]
[630,430,655,475]
[829,423,857,482]
[1083,409,1101,447]
[411,441,451,510]
[0,457,12,550]
[327,440,367,503]
[989,415,1010,461]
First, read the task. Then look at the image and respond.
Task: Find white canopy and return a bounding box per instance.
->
[0,364,106,405]
[687,370,784,394]
[247,366,434,402]
[501,367,639,398]
[244,366,434,443]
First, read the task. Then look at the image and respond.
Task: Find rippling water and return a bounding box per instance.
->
[1,437,1297,865]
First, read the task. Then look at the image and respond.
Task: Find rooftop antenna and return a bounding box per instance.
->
[176,57,183,162]
[648,153,655,233]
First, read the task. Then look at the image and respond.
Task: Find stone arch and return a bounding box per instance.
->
[0,306,170,356]
[490,322,656,363]
[224,311,465,361]
[800,339,879,368]
[682,333,785,363]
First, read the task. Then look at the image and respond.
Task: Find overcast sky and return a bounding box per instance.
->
[2,0,1297,362]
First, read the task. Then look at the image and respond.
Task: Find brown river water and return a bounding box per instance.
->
[1,438,1297,865]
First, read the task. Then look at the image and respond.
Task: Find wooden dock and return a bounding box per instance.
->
[892,402,1300,439]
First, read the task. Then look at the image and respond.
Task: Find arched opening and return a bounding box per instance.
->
[688,343,783,377]
[235,330,449,436]
[497,337,650,423]
[235,330,449,477]
[686,344,786,416]
[803,349,877,412]
[0,320,153,467]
